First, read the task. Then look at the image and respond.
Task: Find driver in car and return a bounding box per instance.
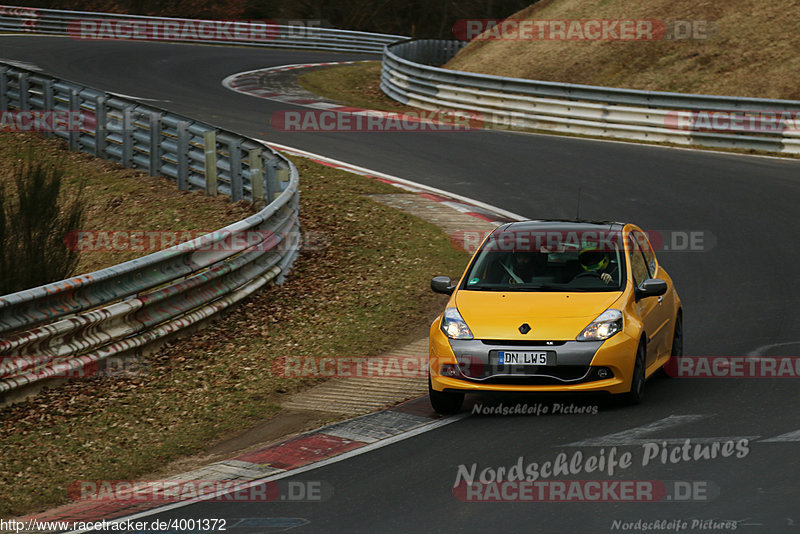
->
[577,247,614,285]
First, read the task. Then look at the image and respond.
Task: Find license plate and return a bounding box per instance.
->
[497,351,550,365]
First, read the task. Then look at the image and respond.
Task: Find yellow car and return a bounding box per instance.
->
[428,220,682,414]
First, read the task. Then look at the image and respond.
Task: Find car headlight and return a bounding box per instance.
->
[576,309,623,341]
[441,307,473,340]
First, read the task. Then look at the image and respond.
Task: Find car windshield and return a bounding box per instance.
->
[461,227,626,292]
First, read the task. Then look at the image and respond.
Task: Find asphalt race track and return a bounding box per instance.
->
[2,36,799,533]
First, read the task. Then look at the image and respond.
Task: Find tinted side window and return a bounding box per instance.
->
[628,235,650,286]
[632,230,657,278]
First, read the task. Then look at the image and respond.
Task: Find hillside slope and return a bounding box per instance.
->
[445,0,800,100]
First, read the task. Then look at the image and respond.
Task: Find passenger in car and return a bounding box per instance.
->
[495,251,551,284]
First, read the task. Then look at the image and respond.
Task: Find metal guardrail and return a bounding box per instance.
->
[381,39,800,153]
[0,61,300,397]
[0,4,401,400]
[0,4,404,54]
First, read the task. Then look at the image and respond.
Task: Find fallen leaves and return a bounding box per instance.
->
[0,150,467,518]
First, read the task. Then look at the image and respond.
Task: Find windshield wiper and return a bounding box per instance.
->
[464,284,508,291]
[466,284,565,292]
[563,286,621,292]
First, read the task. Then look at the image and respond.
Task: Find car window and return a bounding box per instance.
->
[632,230,657,278]
[628,234,650,286]
[461,228,626,292]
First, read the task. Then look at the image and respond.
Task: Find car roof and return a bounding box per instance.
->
[494,219,627,234]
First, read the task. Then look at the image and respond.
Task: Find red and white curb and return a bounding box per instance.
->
[24,399,468,532]
[222,61,370,111]
[224,62,487,133]
[261,140,525,225]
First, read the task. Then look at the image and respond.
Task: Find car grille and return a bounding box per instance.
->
[459,364,593,383]
[480,340,567,347]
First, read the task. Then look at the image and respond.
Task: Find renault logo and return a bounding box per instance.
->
[519,323,531,334]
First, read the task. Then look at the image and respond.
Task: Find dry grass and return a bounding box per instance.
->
[0,133,254,276]
[0,151,469,518]
[299,62,414,112]
[446,0,800,100]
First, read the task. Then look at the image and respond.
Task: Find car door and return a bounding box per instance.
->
[628,230,671,372]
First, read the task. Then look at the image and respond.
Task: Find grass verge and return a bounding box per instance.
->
[0,148,469,517]
[298,62,413,113]
[0,133,255,276]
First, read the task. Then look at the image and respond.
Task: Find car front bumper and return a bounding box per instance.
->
[429,324,639,395]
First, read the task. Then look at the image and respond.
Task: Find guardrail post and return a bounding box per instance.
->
[203,130,218,196]
[42,79,54,137]
[18,72,29,110]
[68,90,80,150]
[121,105,134,167]
[148,111,162,176]
[274,166,290,200]
[94,95,106,158]
[177,121,189,190]
[42,79,54,110]
[249,148,263,203]
[0,68,7,110]
[229,138,243,202]
[264,159,277,201]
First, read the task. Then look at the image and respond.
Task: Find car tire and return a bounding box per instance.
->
[428,375,464,414]
[618,340,646,405]
[658,313,683,378]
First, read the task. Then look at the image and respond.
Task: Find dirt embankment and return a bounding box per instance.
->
[446,0,800,100]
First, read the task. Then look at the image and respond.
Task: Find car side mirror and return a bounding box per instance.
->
[431,276,455,295]
[636,278,667,299]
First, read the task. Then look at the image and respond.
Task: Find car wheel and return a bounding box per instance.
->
[658,313,683,378]
[618,341,646,405]
[428,375,464,414]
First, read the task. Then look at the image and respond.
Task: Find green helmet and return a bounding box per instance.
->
[579,246,609,272]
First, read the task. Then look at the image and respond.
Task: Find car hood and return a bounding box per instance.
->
[455,290,621,340]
